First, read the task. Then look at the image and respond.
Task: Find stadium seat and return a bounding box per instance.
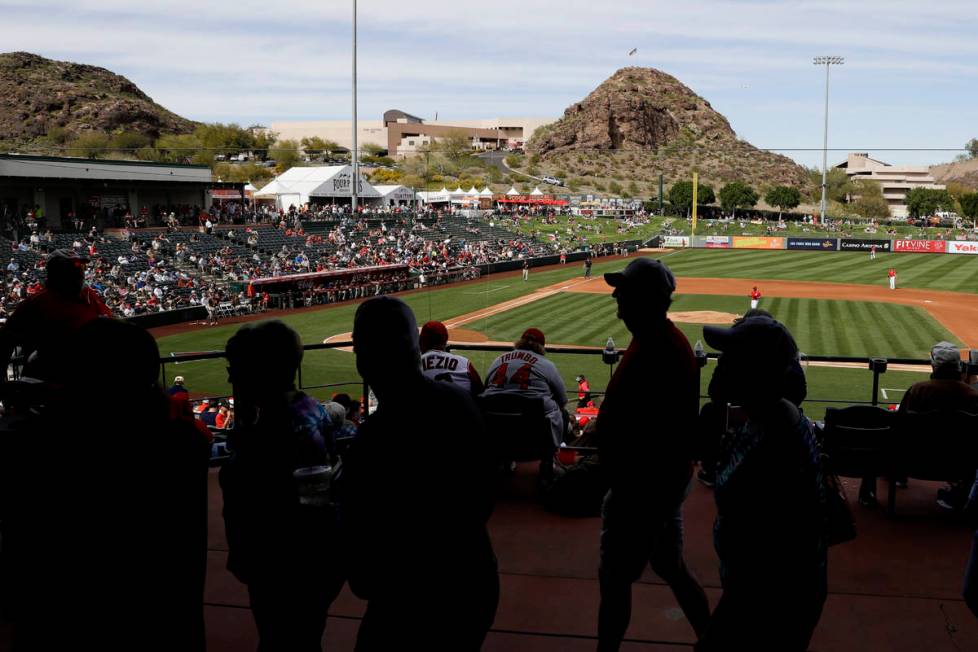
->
[478,394,555,479]
[823,405,897,511]
[892,410,978,514]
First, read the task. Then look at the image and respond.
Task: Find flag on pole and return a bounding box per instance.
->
[692,172,698,236]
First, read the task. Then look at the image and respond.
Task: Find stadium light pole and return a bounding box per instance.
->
[351,0,359,213]
[813,56,844,224]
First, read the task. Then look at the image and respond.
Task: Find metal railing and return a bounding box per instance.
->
[161,342,934,412]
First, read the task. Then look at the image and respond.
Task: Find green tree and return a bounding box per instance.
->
[249,126,279,160]
[300,136,339,158]
[156,133,204,164]
[194,122,255,159]
[668,180,715,217]
[807,167,852,204]
[905,187,954,218]
[608,180,624,195]
[269,139,300,172]
[850,180,891,219]
[627,180,640,197]
[361,142,386,157]
[764,185,802,219]
[66,132,111,159]
[719,181,759,219]
[435,130,472,167]
[959,193,978,226]
[109,132,152,154]
[966,138,978,159]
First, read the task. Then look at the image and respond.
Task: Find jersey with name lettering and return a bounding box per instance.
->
[420,350,483,394]
[482,348,567,445]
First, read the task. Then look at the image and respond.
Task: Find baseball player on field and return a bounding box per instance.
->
[749,286,761,310]
[419,320,484,395]
[481,327,567,447]
[888,267,896,290]
[869,244,877,260]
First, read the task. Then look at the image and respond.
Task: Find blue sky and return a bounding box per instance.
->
[2,0,976,168]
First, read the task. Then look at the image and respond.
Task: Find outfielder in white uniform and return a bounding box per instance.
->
[418,321,484,395]
[481,327,567,447]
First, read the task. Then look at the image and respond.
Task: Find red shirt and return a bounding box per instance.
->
[888,269,896,278]
[750,289,761,300]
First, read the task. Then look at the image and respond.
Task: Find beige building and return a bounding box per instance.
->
[270,110,554,159]
[836,152,945,218]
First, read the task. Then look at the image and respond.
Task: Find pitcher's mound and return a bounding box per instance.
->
[668,310,740,325]
[323,327,489,352]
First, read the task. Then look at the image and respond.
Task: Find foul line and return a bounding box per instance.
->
[445,277,593,329]
[463,284,511,295]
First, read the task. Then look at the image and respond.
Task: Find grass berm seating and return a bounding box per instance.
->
[478,393,555,481]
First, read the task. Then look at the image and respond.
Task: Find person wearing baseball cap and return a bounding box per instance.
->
[596,257,711,649]
[0,247,110,383]
[696,315,827,650]
[346,297,499,647]
[481,326,568,452]
[419,320,484,395]
[897,341,978,511]
[575,374,591,408]
[167,375,189,397]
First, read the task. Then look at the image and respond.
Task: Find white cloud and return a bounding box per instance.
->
[1,0,974,166]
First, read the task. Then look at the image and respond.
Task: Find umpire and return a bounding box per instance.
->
[595,258,710,650]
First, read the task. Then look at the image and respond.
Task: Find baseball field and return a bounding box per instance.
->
[153,248,978,419]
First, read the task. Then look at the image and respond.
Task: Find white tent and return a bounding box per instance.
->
[439,186,450,194]
[256,165,379,210]
[480,187,493,196]
[373,184,416,206]
[466,186,479,196]
[530,187,544,196]
[506,186,520,196]
[452,186,465,195]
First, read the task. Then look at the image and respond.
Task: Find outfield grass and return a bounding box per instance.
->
[464,292,958,359]
[155,249,972,415]
[662,248,978,293]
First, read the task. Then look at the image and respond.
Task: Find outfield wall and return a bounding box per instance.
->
[670,235,978,255]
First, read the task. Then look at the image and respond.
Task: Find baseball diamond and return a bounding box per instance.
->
[154,249,978,420]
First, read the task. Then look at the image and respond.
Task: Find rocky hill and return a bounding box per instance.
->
[0,51,196,147]
[524,67,810,195]
[931,158,978,191]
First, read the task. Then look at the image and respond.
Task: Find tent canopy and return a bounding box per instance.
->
[506,186,520,195]
[256,165,380,208]
[530,187,544,196]
[480,187,494,196]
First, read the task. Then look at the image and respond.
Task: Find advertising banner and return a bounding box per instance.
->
[893,239,946,254]
[692,235,731,248]
[786,237,839,251]
[731,236,786,250]
[663,235,690,248]
[839,238,891,252]
[948,241,978,255]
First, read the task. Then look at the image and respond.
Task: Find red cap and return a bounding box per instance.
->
[522,328,546,346]
[419,320,449,350]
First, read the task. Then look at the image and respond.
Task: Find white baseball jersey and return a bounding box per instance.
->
[421,350,480,392]
[481,349,567,445]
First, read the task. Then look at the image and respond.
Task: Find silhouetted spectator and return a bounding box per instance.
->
[697,309,806,488]
[482,328,567,448]
[898,341,978,510]
[219,320,345,651]
[343,296,498,650]
[697,316,827,651]
[0,249,111,383]
[596,258,710,650]
[6,319,209,650]
[419,320,484,395]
